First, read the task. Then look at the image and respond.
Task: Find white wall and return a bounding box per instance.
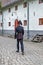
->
[3,4,27,30]
[29,0,43,30]
[17,5,27,30]
[3,9,15,30]
[2,0,43,31]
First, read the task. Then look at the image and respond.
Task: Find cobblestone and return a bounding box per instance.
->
[0,36,43,65]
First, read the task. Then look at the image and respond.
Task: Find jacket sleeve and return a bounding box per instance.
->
[15,28,17,38]
[22,27,24,35]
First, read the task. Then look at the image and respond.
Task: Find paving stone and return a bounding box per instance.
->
[0,36,43,65]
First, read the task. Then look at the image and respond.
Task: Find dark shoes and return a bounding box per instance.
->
[16,50,24,55]
[16,50,19,52]
[22,52,24,55]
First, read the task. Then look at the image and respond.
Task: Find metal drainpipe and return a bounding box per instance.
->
[27,2,29,39]
[2,11,3,36]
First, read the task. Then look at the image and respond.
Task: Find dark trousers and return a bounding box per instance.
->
[17,39,24,52]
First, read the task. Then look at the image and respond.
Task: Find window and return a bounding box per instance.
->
[8,8,11,12]
[0,23,3,27]
[39,18,43,25]
[0,11,2,14]
[39,0,43,3]
[8,22,11,26]
[23,2,27,8]
[24,20,27,26]
[15,5,18,10]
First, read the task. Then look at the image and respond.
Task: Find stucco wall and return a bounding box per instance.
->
[0,0,43,39]
[2,3,27,38]
[3,4,27,30]
[29,0,43,39]
[29,0,43,30]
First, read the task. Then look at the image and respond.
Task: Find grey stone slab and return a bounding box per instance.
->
[0,36,43,65]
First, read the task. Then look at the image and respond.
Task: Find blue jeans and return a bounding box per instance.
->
[17,39,24,52]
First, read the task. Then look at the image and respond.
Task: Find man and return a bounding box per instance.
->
[15,20,24,55]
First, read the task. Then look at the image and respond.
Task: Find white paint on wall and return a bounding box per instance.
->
[29,0,43,30]
[2,0,43,31]
[3,4,27,30]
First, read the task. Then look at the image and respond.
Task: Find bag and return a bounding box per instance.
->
[17,32,23,39]
[14,32,18,39]
[14,34,16,39]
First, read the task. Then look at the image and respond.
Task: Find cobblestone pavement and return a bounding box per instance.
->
[0,36,43,65]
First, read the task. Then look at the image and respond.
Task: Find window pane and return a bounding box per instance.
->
[1,23,3,27]
[8,8,11,12]
[8,22,11,26]
[24,20,27,26]
[15,5,18,10]
[39,18,43,25]
[39,0,43,3]
[23,2,27,8]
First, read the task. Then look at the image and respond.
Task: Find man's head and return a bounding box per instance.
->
[18,20,22,25]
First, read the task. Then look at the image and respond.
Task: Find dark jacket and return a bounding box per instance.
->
[15,26,24,39]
